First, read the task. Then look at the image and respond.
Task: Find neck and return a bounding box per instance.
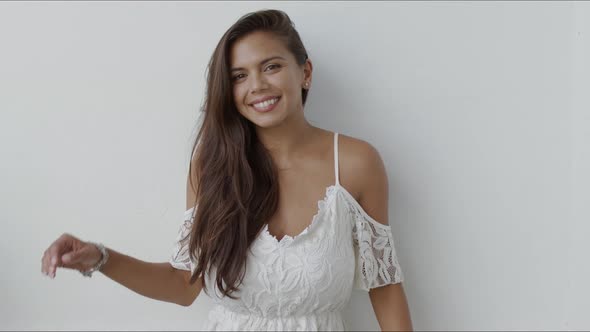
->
[255,115,318,169]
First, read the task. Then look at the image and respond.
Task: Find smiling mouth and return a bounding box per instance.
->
[250,96,281,112]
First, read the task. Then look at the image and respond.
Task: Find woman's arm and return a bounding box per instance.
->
[353,140,413,331]
[369,283,413,331]
[99,249,202,307]
[42,234,202,306]
[42,173,203,306]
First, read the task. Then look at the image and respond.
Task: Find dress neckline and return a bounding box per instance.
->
[260,181,389,247]
[262,183,345,246]
[262,131,345,247]
[261,184,337,246]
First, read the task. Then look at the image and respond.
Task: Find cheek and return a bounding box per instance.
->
[233,87,245,106]
[232,88,250,117]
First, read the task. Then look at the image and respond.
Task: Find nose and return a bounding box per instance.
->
[249,72,270,94]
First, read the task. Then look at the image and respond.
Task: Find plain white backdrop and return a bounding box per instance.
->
[1,1,588,330]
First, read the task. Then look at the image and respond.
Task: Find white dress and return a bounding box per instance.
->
[170,132,404,331]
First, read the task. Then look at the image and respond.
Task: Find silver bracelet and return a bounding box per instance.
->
[80,242,109,278]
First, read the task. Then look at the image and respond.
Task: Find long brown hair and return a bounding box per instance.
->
[185,9,310,299]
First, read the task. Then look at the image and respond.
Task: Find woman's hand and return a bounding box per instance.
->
[41,233,102,278]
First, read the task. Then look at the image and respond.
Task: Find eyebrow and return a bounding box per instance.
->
[230,56,286,73]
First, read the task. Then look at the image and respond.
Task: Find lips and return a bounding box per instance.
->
[250,96,280,112]
[249,95,280,106]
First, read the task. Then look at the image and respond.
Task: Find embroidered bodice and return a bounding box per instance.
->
[169,132,404,330]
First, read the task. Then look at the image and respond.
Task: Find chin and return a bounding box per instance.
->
[241,110,288,129]
[251,118,286,129]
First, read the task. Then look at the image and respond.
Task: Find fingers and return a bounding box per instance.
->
[61,252,74,263]
[41,249,52,278]
[61,248,83,265]
[47,236,66,277]
[42,233,76,279]
[42,249,59,278]
[62,244,93,270]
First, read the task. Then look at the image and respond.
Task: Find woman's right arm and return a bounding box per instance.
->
[98,248,202,307]
[41,173,203,307]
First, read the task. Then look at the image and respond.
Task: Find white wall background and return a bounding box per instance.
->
[1,1,588,330]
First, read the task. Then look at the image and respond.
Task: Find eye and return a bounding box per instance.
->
[232,74,245,82]
[265,64,281,71]
[232,64,281,82]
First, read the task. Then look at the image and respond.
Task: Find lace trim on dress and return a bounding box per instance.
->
[169,207,195,271]
[347,197,404,291]
[262,185,338,246]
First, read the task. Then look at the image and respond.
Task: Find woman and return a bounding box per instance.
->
[41,9,413,331]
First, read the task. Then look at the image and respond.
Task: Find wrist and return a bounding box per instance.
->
[80,242,109,278]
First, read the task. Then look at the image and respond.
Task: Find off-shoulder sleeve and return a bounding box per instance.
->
[169,206,196,272]
[350,201,404,291]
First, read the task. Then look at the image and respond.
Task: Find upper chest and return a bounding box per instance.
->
[265,134,362,241]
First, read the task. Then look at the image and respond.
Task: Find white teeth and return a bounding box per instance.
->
[253,98,278,109]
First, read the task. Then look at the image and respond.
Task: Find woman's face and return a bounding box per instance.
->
[230,31,311,128]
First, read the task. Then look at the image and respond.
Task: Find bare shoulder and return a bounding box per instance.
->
[337,133,389,207]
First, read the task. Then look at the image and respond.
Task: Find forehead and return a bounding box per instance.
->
[230,31,291,68]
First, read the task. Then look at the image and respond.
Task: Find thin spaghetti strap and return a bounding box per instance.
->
[334,132,340,186]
